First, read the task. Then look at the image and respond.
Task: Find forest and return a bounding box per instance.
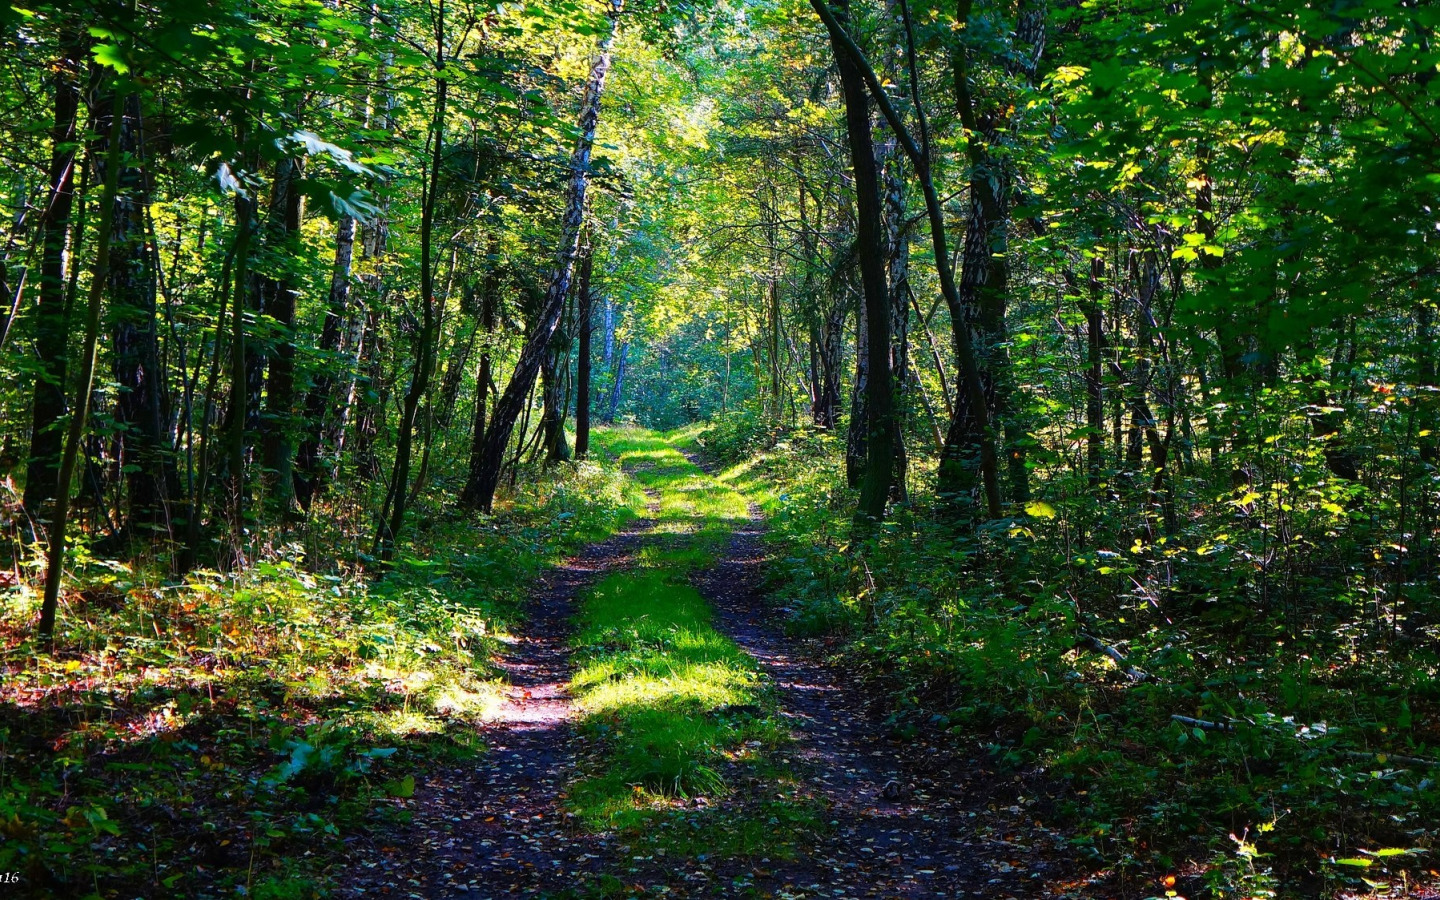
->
[1,0,1438,896]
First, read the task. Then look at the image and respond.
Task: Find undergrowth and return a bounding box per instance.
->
[0,457,637,898]
[699,412,1440,899]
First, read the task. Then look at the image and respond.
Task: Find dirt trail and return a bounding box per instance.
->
[341,456,1079,898]
[339,518,652,898]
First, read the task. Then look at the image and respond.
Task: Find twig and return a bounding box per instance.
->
[1339,750,1440,769]
[1171,714,1235,732]
[1077,633,1150,682]
[1168,718,1440,769]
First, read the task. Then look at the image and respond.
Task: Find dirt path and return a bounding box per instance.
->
[341,451,1080,898]
[690,504,1076,899]
[338,517,653,898]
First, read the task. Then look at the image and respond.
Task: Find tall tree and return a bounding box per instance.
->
[463,0,623,513]
[38,80,128,640]
[107,91,179,540]
[375,6,448,561]
[23,32,84,524]
[817,0,894,522]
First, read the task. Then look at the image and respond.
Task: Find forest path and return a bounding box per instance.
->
[337,507,658,898]
[340,429,1077,898]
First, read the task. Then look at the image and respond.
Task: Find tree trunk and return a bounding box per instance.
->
[178,225,237,574]
[463,0,621,513]
[845,287,869,488]
[38,85,127,641]
[882,136,910,503]
[295,213,356,511]
[937,0,1042,508]
[811,0,1002,517]
[107,92,178,540]
[541,325,573,464]
[607,341,627,423]
[461,253,501,505]
[24,33,84,524]
[818,302,844,429]
[375,59,446,560]
[575,245,594,457]
[1084,258,1105,485]
[824,0,894,521]
[260,156,304,514]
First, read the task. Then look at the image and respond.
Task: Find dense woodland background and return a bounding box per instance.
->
[2,0,1440,895]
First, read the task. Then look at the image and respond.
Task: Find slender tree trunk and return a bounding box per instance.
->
[295,213,356,510]
[24,33,84,523]
[845,287,869,488]
[465,0,621,513]
[819,302,844,428]
[811,0,1002,516]
[461,252,501,505]
[38,87,126,641]
[220,194,256,556]
[260,156,304,515]
[880,0,911,503]
[178,228,236,573]
[882,139,910,502]
[907,284,954,419]
[938,0,1042,508]
[575,245,594,457]
[541,326,573,464]
[1083,258,1105,485]
[375,55,446,560]
[607,341,627,423]
[824,0,894,521]
[108,92,178,540]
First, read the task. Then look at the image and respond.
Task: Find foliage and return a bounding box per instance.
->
[707,413,1440,895]
[0,459,636,896]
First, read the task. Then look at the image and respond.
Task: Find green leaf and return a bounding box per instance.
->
[1025,501,1057,519]
[92,43,129,74]
[390,775,416,798]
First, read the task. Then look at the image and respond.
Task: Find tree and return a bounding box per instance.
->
[463,0,623,513]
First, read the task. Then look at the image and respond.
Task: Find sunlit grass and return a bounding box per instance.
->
[569,428,822,857]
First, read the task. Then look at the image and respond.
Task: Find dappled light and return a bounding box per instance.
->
[1,0,1437,894]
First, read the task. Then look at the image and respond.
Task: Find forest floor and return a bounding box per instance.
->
[337,429,1094,899]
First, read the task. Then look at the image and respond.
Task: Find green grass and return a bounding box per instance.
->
[567,428,823,860]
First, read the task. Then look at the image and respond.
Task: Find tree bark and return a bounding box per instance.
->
[38,85,127,641]
[575,245,594,457]
[823,0,894,522]
[375,49,447,559]
[810,0,1002,517]
[607,341,627,423]
[295,212,356,510]
[540,320,573,464]
[108,92,179,539]
[260,155,304,514]
[937,0,1042,508]
[845,286,869,488]
[462,251,502,504]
